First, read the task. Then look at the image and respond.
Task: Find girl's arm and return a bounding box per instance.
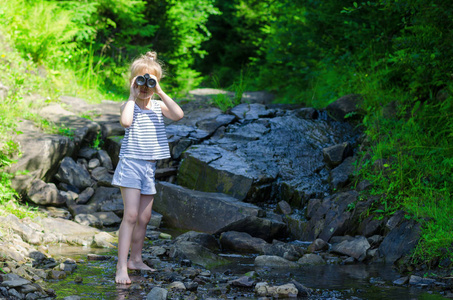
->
[120,77,140,128]
[151,74,184,121]
[158,90,184,121]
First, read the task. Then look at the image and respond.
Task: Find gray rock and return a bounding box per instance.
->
[326,94,363,121]
[76,187,94,204]
[5,214,43,245]
[88,158,100,169]
[55,157,92,190]
[331,236,370,262]
[39,217,101,246]
[220,231,268,253]
[230,103,276,121]
[1,277,30,287]
[75,212,121,228]
[104,136,122,168]
[27,179,61,206]
[97,150,113,170]
[146,287,168,300]
[78,147,98,160]
[7,120,74,183]
[294,107,318,119]
[378,219,421,264]
[230,276,255,287]
[322,142,352,168]
[175,231,220,251]
[154,182,284,240]
[169,241,229,269]
[393,276,409,285]
[263,240,304,261]
[254,255,299,268]
[91,166,113,187]
[329,156,355,190]
[297,254,326,265]
[307,238,329,253]
[276,200,292,215]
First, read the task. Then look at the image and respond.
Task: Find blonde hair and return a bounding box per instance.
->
[129,51,164,84]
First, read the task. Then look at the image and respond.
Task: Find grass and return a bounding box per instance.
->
[0,3,123,219]
[209,68,250,112]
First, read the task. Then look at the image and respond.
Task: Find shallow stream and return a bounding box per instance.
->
[46,235,447,300]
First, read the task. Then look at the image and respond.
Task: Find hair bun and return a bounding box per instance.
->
[146,51,157,61]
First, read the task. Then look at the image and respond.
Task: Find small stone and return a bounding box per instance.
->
[74,276,83,283]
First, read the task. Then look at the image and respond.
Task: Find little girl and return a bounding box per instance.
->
[112,51,184,284]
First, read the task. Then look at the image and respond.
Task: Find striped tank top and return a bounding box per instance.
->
[119,100,171,160]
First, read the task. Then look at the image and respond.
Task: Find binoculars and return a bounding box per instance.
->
[135,73,156,88]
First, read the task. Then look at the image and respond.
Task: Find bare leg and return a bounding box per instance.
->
[128,194,156,271]
[115,187,141,284]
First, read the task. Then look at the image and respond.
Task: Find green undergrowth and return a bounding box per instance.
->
[306,64,453,267]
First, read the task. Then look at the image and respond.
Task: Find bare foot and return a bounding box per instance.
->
[127,260,156,272]
[115,267,131,284]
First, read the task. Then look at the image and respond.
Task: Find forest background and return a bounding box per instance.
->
[0,0,452,269]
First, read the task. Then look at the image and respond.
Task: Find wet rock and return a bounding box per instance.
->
[307,238,329,253]
[87,254,112,261]
[254,255,299,268]
[168,281,186,290]
[356,179,372,192]
[290,280,312,297]
[409,275,436,286]
[367,235,384,247]
[297,254,326,265]
[63,296,81,300]
[378,219,421,264]
[55,157,92,190]
[385,210,406,231]
[178,113,357,205]
[331,236,370,262]
[92,232,116,248]
[147,287,168,300]
[39,217,101,246]
[220,231,268,253]
[393,276,409,285]
[276,200,292,215]
[215,215,286,241]
[230,276,256,287]
[358,215,384,237]
[59,262,77,274]
[230,103,276,121]
[48,270,67,280]
[1,274,30,287]
[175,231,220,252]
[255,282,298,298]
[169,241,229,268]
[294,107,318,119]
[322,142,352,168]
[184,281,199,291]
[326,94,363,122]
[329,156,355,190]
[263,240,304,261]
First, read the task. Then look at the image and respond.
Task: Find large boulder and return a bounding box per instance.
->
[178,112,359,205]
[54,157,92,190]
[8,120,74,184]
[378,219,421,264]
[154,181,284,240]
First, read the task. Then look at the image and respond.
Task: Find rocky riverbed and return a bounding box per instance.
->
[1,90,453,299]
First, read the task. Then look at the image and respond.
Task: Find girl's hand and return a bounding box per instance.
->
[149,74,163,95]
[129,76,140,100]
